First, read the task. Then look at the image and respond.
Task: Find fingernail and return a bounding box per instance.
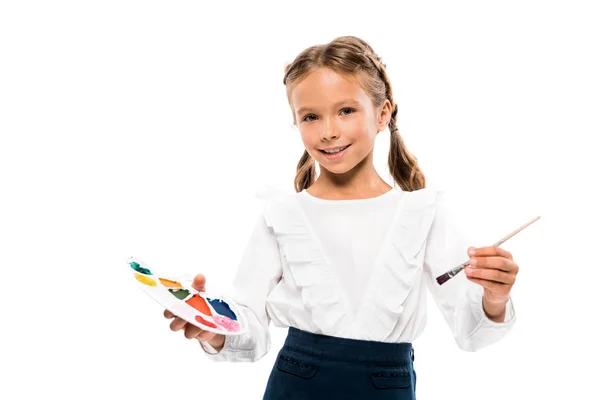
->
[468,248,476,256]
[469,258,477,267]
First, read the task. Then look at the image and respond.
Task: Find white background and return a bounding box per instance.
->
[1,1,598,399]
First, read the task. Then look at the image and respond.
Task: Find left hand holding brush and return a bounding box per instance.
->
[464,246,519,320]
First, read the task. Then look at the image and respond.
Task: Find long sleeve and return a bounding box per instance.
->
[423,189,516,352]
[199,212,283,362]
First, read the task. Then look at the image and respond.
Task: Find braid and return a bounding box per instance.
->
[363,52,396,131]
[294,149,317,192]
[365,49,426,191]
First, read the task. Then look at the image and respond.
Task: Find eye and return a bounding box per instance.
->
[340,107,355,115]
[302,114,317,122]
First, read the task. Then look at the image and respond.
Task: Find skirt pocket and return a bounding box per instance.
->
[371,365,412,389]
[276,346,321,379]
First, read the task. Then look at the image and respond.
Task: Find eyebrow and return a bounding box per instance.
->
[296,99,360,116]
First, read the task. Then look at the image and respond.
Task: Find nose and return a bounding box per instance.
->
[320,117,340,141]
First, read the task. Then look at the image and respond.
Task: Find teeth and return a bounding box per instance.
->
[324,146,347,154]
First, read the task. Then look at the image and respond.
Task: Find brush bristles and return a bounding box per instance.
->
[436,273,451,285]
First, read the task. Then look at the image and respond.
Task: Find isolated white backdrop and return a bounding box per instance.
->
[1,1,598,399]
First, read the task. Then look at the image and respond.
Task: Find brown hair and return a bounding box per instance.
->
[283,36,426,193]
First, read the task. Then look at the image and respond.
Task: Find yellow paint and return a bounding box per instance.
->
[159,277,182,288]
[135,273,157,287]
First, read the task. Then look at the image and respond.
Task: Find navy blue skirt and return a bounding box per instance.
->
[263,327,416,399]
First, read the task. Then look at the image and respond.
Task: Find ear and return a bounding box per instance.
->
[376,99,392,133]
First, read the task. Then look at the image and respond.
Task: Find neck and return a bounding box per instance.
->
[311,152,391,197]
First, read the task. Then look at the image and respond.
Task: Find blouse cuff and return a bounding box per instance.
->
[199,334,232,356]
[476,295,516,325]
[465,283,516,327]
[198,333,263,362]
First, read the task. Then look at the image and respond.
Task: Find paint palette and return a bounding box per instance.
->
[127,256,248,336]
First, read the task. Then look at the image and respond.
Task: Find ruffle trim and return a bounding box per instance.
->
[356,188,439,340]
[256,185,354,335]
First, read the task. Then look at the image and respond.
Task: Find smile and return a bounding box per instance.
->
[319,144,351,160]
[320,145,350,154]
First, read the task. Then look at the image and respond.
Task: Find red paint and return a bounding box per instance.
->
[195,315,218,328]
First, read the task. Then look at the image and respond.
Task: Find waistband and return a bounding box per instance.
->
[283,327,414,365]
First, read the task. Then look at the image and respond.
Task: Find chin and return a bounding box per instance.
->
[318,162,355,175]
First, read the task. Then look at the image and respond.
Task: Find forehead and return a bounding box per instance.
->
[290,68,370,110]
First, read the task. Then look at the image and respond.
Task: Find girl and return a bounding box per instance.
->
[164,36,518,399]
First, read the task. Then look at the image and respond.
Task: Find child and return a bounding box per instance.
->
[164,36,518,399]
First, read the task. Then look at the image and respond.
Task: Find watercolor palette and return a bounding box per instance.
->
[127,256,248,336]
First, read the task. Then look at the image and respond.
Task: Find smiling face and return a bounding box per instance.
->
[289,67,390,176]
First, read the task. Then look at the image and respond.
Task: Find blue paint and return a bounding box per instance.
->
[207,298,237,321]
[129,261,152,275]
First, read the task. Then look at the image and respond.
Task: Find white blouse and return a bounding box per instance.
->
[200,186,516,362]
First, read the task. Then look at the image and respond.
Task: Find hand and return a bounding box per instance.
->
[464,246,519,307]
[163,274,226,351]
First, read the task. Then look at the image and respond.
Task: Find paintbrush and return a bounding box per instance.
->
[435,215,541,285]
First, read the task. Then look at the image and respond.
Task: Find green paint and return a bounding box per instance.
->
[168,288,190,300]
[129,261,152,275]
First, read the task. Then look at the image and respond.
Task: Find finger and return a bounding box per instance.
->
[192,274,206,292]
[469,246,513,260]
[465,275,511,294]
[465,266,515,285]
[183,323,205,339]
[170,317,188,332]
[164,309,175,319]
[468,256,518,273]
[197,330,216,342]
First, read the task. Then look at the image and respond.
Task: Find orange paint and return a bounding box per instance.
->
[195,315,218,329]
[159,277,182,288]
[185,294,212,316]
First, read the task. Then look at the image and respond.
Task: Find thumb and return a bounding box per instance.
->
[192,274,206,292]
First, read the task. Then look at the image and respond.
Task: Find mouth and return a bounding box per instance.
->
[319,144,351,160]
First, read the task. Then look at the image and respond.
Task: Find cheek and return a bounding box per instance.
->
[300,132,314,147]
[346,124,375,148]
[341,116,373,139]
[299,132,320,157]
